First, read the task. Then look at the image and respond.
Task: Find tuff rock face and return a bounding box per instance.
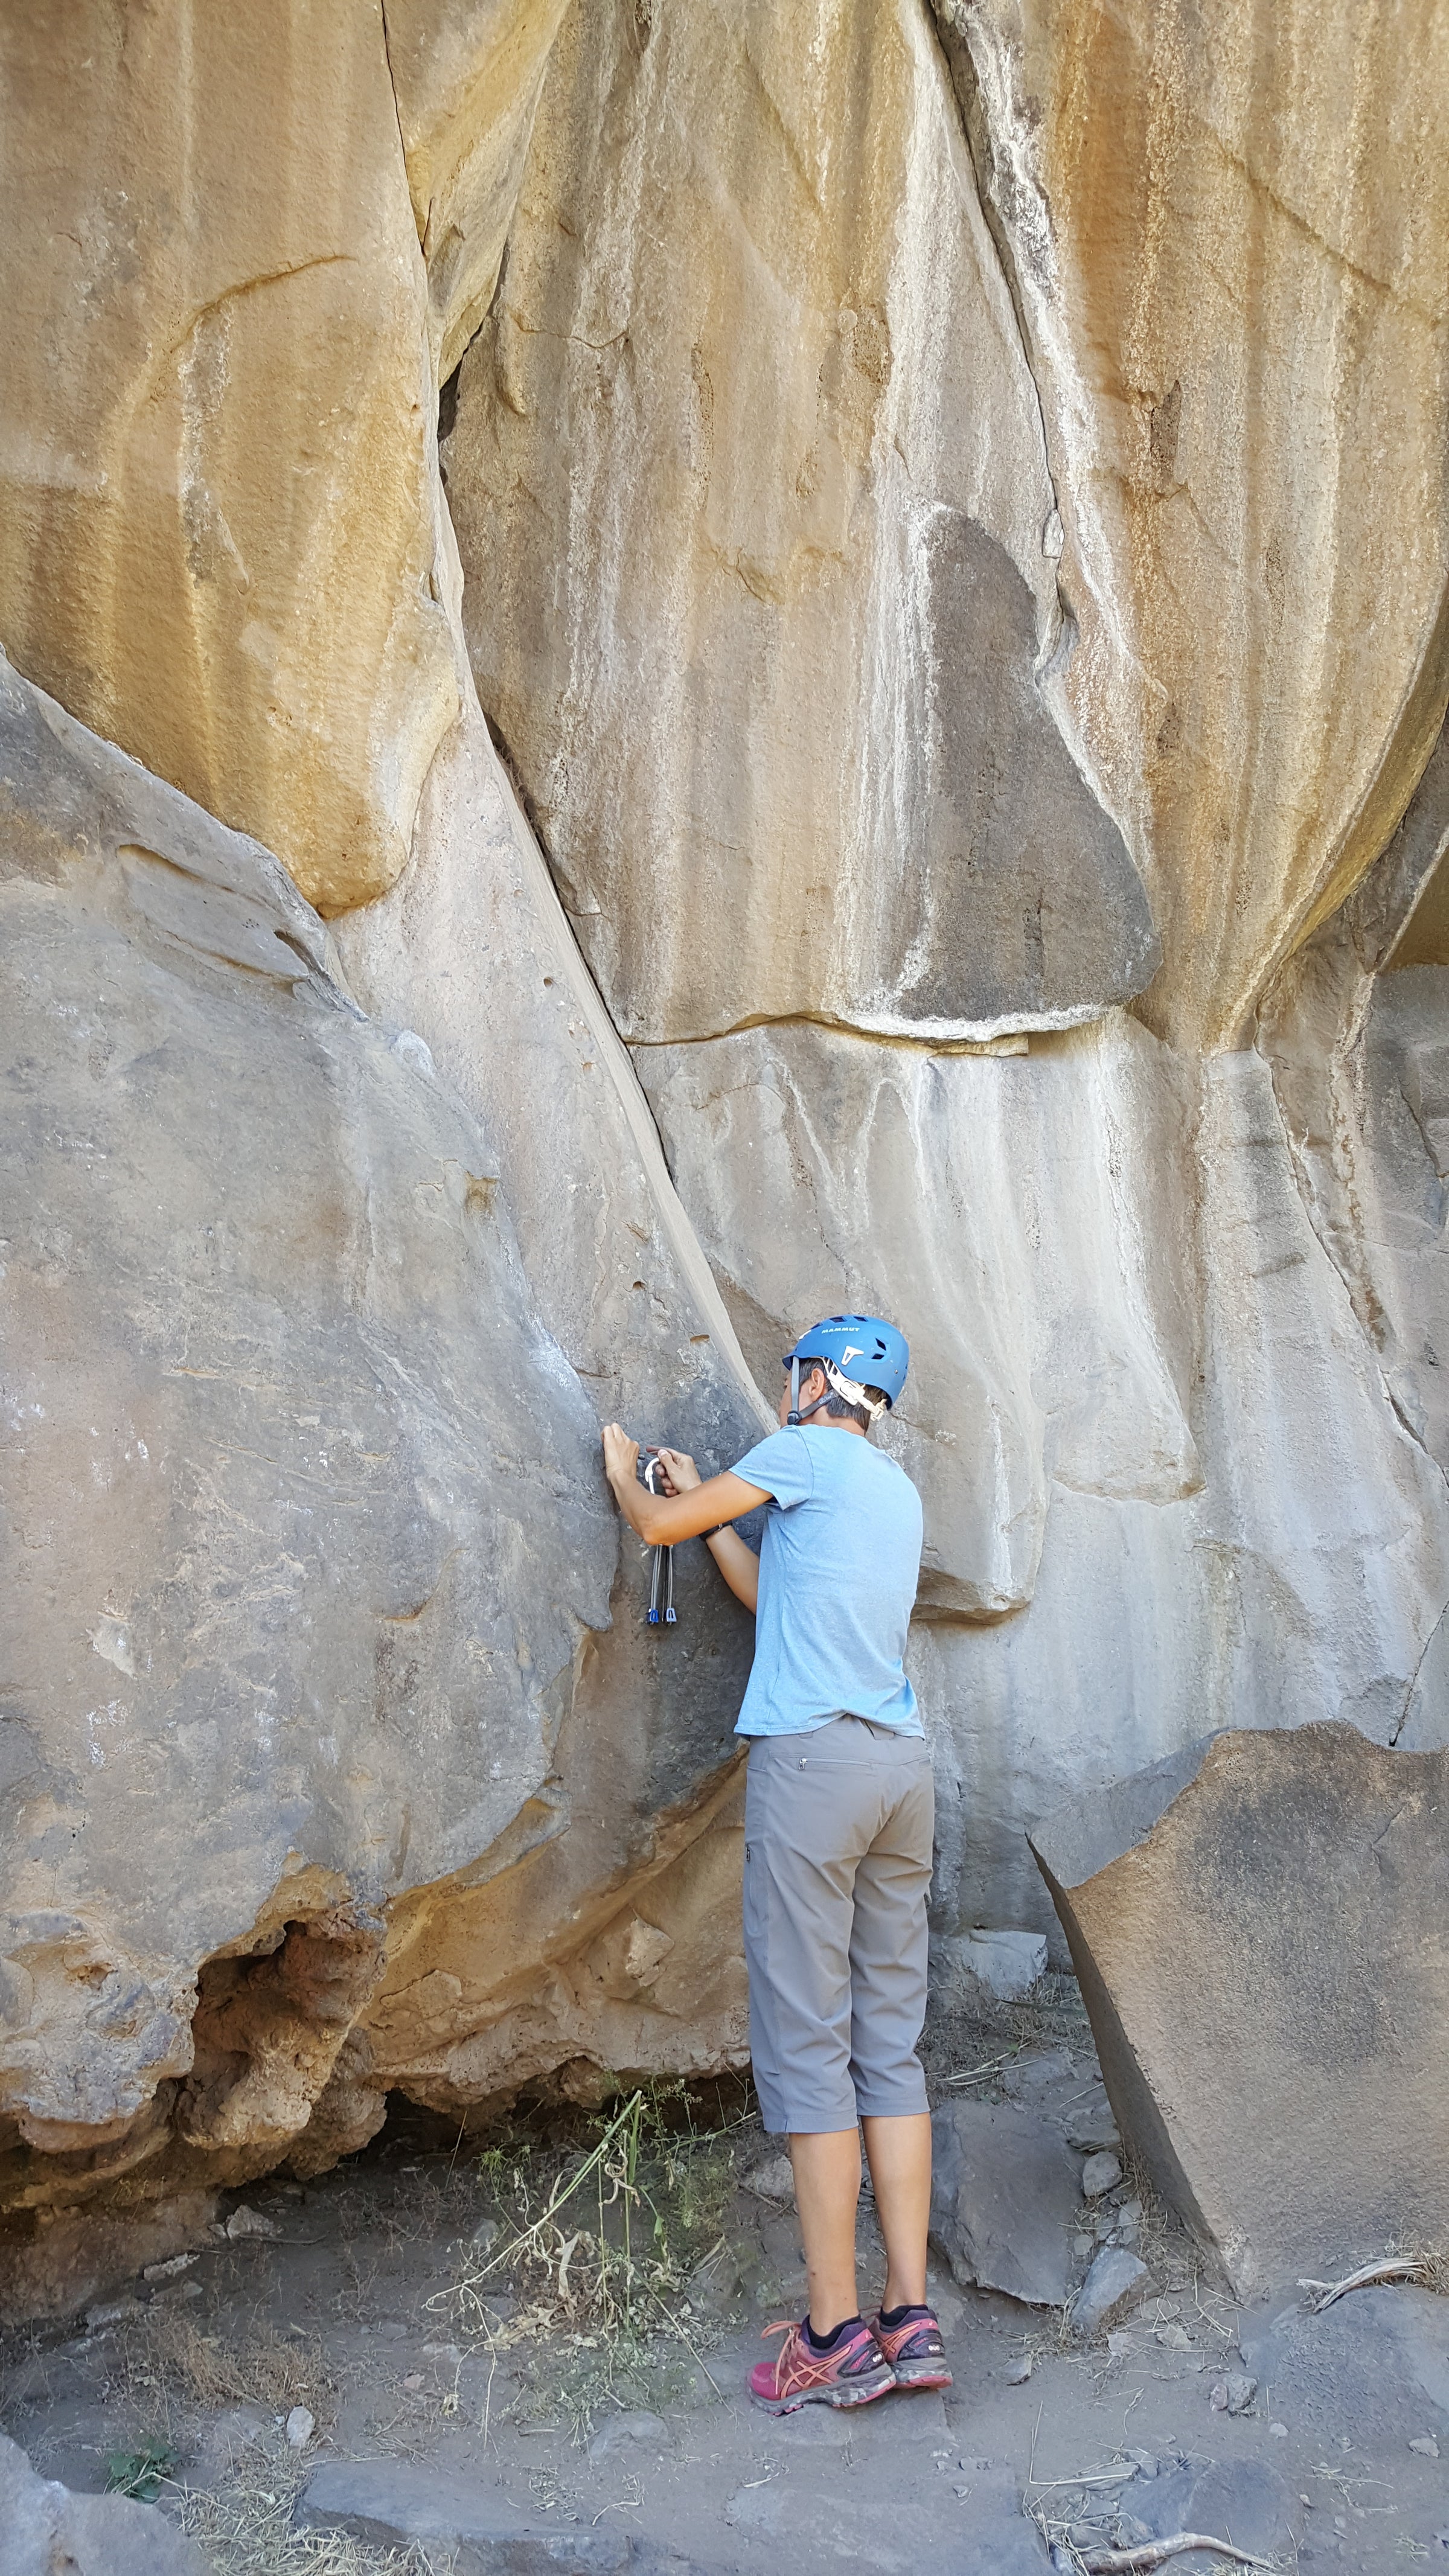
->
[1029,1725,1449,2290]
[2,0,1448,2312]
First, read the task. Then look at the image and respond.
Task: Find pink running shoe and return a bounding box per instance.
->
[749,2317,896,2414]
[869,2305,953,2391]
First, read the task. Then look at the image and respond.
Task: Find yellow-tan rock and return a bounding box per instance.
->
[932,0,1449,1046]
[0,0,458,915]
[383,0,573,380]
[446,0,1157,1045]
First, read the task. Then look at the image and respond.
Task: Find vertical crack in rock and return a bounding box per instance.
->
[923,0,1073,673]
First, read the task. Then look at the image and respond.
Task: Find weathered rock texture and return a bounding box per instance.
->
[0,0,458,915]
[932,0,1449,1049]
[1030,1724,1449,2292]
[0,2426,206,2576]
[447,0,1159,1043]
[3,0,1449,2306]
[639,1014,1449,1932]
[385,0,574,380]
[930,2101,1081,2306]
[0,653,755,2312]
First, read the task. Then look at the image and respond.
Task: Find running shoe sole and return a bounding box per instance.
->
[749,2359,896,2415]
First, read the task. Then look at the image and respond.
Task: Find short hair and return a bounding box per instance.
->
[796,1359,886,1433]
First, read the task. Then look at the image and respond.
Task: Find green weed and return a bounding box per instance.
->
[106,2439,177,2502]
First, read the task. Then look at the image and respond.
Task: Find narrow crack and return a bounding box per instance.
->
[377,3,423,266]
[1393,1592,1449,1744]
[624,1004,1107,1057]
[921,1,1073,664]
[164,256,356,364]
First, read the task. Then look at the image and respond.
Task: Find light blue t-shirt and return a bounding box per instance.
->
[729,1427,924,1737]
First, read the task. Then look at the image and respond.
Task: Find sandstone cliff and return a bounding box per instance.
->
[1,0,1446,2312]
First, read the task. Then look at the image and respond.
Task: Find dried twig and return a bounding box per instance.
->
[1298,2256,1428,2312]
[1077,2540,1270,2572]
[942,2049,1020,2088]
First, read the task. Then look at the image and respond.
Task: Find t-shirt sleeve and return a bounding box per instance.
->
[729,1428,815,1509]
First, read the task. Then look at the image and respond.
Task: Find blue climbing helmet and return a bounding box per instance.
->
[783,1314,909,1426]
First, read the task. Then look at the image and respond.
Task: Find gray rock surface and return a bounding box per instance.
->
[1131,2459,1299,2571]
[935,1930,1047,2004]
[296,2458,630,2568]
[1070,2248,1150,2338]
[1031,1724,1449,2290]
[931,2101,1083,2306]
[955,2499,1052,2575]
[0,650,757,2309]
[1238,2286,1449,2446]
[0,2427,206,2576]
[0,652,602,2173]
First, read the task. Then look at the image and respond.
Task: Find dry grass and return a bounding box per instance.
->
[427,2084,748,2438]
[174,2467,449,2576]
[105,2308,335,2463]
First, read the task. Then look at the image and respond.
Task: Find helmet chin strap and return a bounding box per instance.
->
[787,1357,886,1428]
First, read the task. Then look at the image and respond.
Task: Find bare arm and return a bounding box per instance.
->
[702,1524,760,1612]
[651,1444,761,1612]
[601,1424,769,1548]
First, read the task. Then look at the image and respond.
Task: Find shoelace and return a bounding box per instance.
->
[758,2319,869,2396]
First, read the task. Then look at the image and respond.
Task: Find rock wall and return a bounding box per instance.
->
[446,0,1159,1047]
[2,0,1448,2308]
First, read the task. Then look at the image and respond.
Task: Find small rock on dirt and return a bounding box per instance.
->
[1209,2373,1257,2416]
[587,2411,672,2460]
[1000,2047,1076,2107]
[286,2406,315,2447]
[1071,2247,1150,2336]
[225,2204,280,2240]
[141,2251,196,2281]
[188,2406,270,2485]
[1061,2089,1121,2154]
[1005,2355,1034,2385]
[744,2153,795,2202]
[1081,2152,1122,2199]
[1410,2434,1441,2457]
[83,2296,144,2329]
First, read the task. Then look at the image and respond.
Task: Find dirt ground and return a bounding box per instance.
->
[2,1980,1445,2575]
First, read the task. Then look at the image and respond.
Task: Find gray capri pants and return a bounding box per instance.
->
[743,1716,934,2135]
